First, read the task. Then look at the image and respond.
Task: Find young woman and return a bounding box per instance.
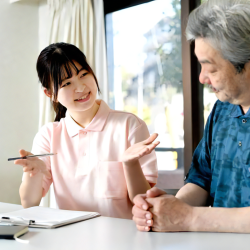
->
[15,43,159,219]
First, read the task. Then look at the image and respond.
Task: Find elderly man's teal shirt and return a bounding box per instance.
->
[186,100,250,207]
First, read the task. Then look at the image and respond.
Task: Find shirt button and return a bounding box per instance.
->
[83,153,86,156]
[239,141,242,147]
[242,119,247,123]
[84,132,87,135]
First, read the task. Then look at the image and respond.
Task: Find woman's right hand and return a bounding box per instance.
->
[14,149,52,179]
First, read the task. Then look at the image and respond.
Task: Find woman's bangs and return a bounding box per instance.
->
[49,50,94,99]
[50,55,80,95]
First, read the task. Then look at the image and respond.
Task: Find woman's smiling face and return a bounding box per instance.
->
[56,61,98,114]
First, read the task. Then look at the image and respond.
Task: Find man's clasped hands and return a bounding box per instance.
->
[132,187,193,232]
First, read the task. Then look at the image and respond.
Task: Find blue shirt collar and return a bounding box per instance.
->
[229,103,250,118]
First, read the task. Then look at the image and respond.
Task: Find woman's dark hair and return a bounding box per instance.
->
[36,42,101,122]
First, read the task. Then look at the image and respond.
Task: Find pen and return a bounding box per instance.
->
[8,153,56,161]
[1,216,35,225]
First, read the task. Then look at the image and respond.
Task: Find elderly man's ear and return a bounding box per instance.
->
[245,60,250,74]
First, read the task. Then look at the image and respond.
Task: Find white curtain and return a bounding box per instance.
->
[40,0,108,207]
[92,0,108,102]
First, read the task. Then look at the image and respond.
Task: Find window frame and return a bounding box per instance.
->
[103,0,202,181]
[181,0,202,175]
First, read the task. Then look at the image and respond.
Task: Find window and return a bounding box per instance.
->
[204,85,217,124]
[105,0,185,189]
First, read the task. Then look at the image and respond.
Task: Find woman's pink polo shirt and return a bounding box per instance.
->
[31,100,158,219]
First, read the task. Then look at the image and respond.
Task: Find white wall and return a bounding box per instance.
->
[0,0,39,204]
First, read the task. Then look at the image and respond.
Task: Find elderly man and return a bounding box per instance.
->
[132,0,250,233]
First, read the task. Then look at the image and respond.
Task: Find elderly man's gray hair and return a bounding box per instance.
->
[186,0,250,73]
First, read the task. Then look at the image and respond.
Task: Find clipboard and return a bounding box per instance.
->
[0,206,100,229]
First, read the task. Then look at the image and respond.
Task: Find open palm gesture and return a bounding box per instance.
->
[122,133,160,163]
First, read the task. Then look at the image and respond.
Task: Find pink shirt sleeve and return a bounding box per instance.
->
[31,123,54,197]
[128,119,158,184]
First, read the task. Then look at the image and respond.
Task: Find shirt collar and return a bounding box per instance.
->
[229,103,250,118]
[65,100,111,137]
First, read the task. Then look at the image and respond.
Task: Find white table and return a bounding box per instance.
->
[0,202,250,250]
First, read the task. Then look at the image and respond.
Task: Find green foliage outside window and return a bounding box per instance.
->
[156,0,182,93]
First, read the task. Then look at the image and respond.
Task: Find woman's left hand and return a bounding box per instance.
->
[121,133,160,163]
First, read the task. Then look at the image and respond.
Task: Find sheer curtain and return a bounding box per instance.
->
[40,0,108,207]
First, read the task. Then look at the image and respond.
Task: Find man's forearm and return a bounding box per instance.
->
[189,206,250,233]
[176,183,209,206]
[176,184,250,232]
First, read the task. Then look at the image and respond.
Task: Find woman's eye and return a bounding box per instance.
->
[61,82,70,88]
[80,72,88,78]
